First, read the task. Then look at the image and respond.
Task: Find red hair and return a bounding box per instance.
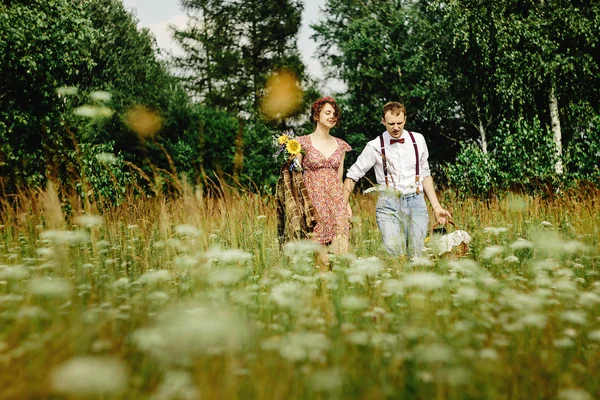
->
[310,97,341,125]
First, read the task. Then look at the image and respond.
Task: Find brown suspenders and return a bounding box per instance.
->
[379,131,420,194]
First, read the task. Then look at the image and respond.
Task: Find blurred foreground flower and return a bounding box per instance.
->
[125,105,163,138]
[132,304,248,366]
[74,105,114,119]
[261,68,303,120]
[96,152,118,165]
[90,91,112,102]
[50,356,129,396]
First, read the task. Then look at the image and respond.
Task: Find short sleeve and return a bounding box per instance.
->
[296,135,309,147]
[337,138,352,153]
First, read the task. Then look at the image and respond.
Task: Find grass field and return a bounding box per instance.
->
[0,184,599,399]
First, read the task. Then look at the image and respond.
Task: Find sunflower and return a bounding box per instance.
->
[278,134,289,145]
[286,139,302,155]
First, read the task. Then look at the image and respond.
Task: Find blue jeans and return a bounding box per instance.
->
[375,192,429,258]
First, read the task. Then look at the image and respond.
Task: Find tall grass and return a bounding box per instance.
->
[0,184,598,399]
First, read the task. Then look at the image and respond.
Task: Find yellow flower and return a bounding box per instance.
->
[278,135,289,145]
[286,139,302,155]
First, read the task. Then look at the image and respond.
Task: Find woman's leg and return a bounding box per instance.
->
[316,245,330,271]
[330,234,349,254]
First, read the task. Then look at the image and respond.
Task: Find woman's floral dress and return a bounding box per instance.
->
[297,135,352,244]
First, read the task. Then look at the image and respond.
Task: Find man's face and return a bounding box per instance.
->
[382,111,406,138]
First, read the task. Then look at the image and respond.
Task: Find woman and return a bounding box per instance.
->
[296,97,352,270]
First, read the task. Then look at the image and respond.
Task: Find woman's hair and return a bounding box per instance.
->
[310,97,341,124]
[382,101,406,119]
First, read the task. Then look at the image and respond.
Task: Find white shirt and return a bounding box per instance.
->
[346,130,431,194]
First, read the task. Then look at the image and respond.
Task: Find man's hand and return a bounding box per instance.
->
[346,203,353,219]
[434,207,452,225]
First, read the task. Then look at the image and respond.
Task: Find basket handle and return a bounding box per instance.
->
[430,220,458,236]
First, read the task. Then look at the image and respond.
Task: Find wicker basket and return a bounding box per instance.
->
[428,220,470,259]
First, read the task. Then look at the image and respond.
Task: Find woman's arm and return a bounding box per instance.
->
[337,153,345,183]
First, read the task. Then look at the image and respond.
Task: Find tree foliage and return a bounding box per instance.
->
[313,0,600,193]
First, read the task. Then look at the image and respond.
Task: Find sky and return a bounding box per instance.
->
[120,0,344,93]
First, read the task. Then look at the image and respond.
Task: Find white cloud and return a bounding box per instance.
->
[142,14,189,57]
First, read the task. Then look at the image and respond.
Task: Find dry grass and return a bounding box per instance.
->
[0,185,599,399]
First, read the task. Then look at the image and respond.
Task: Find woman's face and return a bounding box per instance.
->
[317,103,338,128]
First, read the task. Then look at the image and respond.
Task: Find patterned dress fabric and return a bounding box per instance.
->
[297,135,352,244]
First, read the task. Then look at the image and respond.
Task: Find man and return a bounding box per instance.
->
[343,101,451,258]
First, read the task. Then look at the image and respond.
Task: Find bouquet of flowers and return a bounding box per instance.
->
[272,129,303,172]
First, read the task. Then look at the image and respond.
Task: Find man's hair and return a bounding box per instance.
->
[382,101,406,119]
[310,96,341,125]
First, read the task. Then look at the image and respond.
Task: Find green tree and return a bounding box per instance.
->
[0,0,98,191]
[172,0,311,186]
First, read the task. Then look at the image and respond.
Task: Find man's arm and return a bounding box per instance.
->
[422,176,451,224]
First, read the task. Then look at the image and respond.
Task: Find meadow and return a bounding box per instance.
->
[0,183,598,399]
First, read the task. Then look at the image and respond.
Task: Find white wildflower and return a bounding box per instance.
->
[174,224,201,238]
[481,245,505,260]
[558,389,592,400]
[553,338,574,348]
[56,86,78,96]
[554,279,578,293]
[447,259,484,276]
[562,240,588,255]
[147,291,169,303]
[307,368,344,393]
[345,257,383,285]
[563,328,578,338]
[18,306,50,320]
[278,332,330,362]
[50,357,128,395]
[519,313,547,329]
[111,278,130,291]
[504,255,520,263]
[283,240,322,255]
[341,295,369,311]
[407,256,434,268]
[95,152,118,164]
[256,215,267,220]
[414,343,454,364]
[270,282,309,309]
[346,331,369,346]
[540,221,552,227]
[484,226,509,235]
[403,272,445,291]
[587,330,600,341]
[36,248,54,258]
[90,91,112,102]
[510,238,534,249]
[150,370,200,400]
[207,268,245,286]
[560,311,587,326]
[75,214,103,227]
[479,348,498,361]
[133,304,247,365]
[204,247,252,264]
[29,278,72,298]
[40,230,90,244]
[0,294,24,304]
[174,255,198,269]
[382,279,404,296]
[74,105,114,119]
[137,270,171,285]
[0,265,29,280]
[454,286,480,303]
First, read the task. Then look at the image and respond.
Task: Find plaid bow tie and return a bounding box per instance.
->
[390,138,405,145]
